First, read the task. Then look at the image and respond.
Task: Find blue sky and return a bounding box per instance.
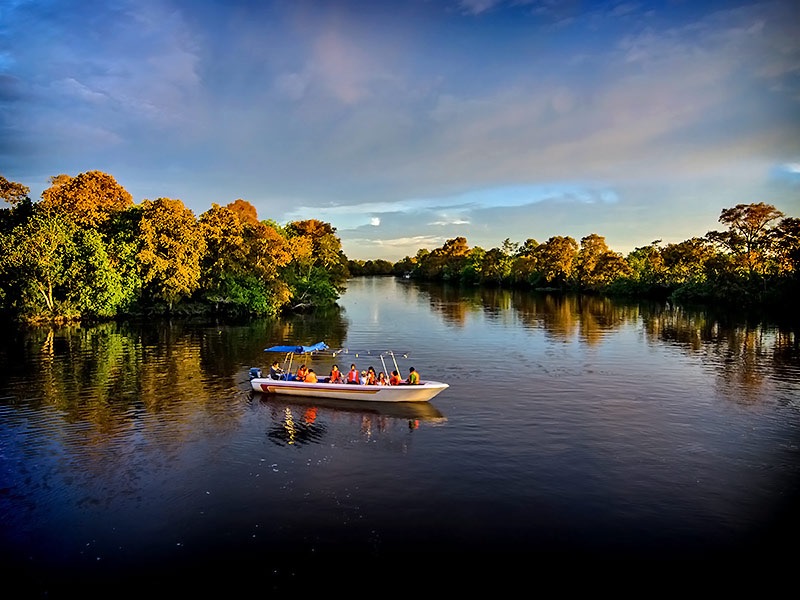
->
[2,0,799,261]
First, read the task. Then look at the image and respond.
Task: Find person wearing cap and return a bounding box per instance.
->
[359,370,368,385]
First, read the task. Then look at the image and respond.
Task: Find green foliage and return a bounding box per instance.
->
[203,273,279,317]
[1,207,78,317]
[65,229,129,318]
[285,265,340,311]
[348,259,394,276]
[2,169,797,321]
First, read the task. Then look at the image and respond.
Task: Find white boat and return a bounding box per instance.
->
[249,342,449,403]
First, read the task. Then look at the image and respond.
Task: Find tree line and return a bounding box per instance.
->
[348,202,799,312]
[3,170,797,324]
[0,172,349,324]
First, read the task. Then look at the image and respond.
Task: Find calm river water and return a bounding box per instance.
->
[1,277,799,592]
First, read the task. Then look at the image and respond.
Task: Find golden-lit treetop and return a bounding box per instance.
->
[137,197,205,308]
[227,199,260,226]
[0,175,30,204]
[40,171,133,228]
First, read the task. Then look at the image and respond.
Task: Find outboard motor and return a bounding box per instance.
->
[249,367,262,380]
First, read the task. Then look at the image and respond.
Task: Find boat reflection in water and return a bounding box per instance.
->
[253,392,447,447]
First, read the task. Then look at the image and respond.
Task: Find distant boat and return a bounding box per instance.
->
[249,342,449,403]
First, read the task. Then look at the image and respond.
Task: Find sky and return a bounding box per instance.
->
[2,0,799,262]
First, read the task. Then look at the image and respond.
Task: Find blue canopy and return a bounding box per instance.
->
[264,342,329,353]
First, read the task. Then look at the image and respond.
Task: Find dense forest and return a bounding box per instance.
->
[0,172,349,324]
[349,203,799,315]
[2,171,798,325]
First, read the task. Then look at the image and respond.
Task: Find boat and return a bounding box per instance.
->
[248,342,449,403]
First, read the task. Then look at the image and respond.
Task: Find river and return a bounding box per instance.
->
[1,276,799,592]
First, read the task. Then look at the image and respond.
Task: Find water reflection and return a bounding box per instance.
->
[0,309,351,416]
[258,393,447,447]
[408,283,799,394]
[1,279,799,585]
[1,285,797,435]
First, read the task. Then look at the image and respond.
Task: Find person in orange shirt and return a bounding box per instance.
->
[346,364,360,384]
[389,370,402,386]
[295,364,308,381]
[304,368,318,383]
[365,366,377,385]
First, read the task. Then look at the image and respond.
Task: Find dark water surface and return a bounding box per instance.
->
[1,277,799,592]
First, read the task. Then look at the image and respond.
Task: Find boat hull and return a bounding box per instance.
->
[250,378,448,402]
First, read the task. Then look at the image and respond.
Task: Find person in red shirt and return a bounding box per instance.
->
[295,364,308,381]
[329,364,342,383]
[346,364,360,384]
[389,370,403,386]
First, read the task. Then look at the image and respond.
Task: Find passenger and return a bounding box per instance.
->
[406,367,420,385]
[329,364,342,383]
[269,361,284,380]
[389,370,403,386]
[360,370,368,385]
[295,364,308,381]
[377,372,388,386]
[346,364,360,384]
[304,368,318,384]
[365,366,377,385]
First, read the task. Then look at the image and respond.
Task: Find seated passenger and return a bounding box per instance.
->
[269,361,284,380]
[346,364,360,384]
[406,367,420,385]
[329,364,343,383]
[365,366,377,385]
[377,372,388,386]
[304,369,318,383]
[389,370,403,386]
[295,364,308,381]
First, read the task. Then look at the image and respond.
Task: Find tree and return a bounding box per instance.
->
[479,239,517,286]
[417,237,470,281]
[287,220,347,273]
[660,237,715,285]
[227,198,260,226]
[705,202,784,277]
[534,236,578,289]
[280,219,347,311]
[64,228,130,317]
[199,202,293,315]
[0,175,30,205]
[773,217,800,275]
[0,207,77,316]
[575,234,608,290]
[40,171,134,230]
[199,203,248,282]
[136,198,206,310]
